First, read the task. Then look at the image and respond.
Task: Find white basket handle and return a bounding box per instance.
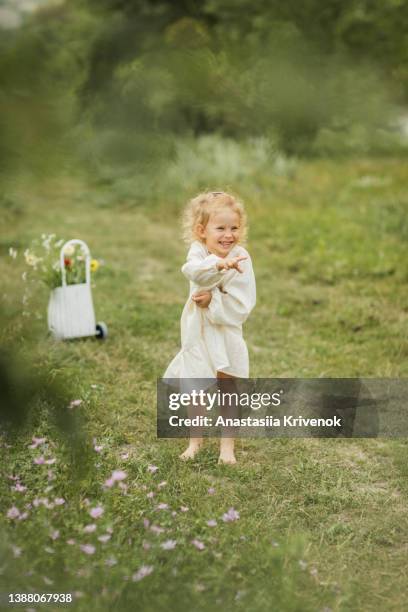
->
[60,239,91,287]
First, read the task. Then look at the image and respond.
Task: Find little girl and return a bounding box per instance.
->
[163,191,256,464]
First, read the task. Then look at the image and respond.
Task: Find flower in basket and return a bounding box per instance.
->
[12,235,104,292]
[63,244,75,256]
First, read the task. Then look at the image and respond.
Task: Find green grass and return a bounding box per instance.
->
[1,157,408,611]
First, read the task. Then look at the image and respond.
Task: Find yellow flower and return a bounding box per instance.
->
[90,259,99,272]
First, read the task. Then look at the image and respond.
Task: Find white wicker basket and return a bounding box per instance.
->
[47,239,107,340]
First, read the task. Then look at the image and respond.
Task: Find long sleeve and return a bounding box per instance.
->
[181,242,226,287]
[204,254,256,326]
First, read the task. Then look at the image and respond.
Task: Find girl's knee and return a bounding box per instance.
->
[216,370,235,379]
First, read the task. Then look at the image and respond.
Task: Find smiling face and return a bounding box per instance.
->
[197,208,241,258]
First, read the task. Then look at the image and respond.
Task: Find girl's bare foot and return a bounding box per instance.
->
[218,452,237,465]
[218,438,236,465]
[179,439,203,461]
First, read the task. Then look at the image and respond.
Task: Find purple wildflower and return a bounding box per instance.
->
[132,565,154,582]
[161,540,177,550]
[192,539,205,550]
[89,505,104,519]
[222,507,240,522]
[98,534,111,543]
[7,506,20,519]
[14,483,27,492]
[112,469,127,481]
[80,544,96,555]
[156,503,168,511]
[28,437,46,449]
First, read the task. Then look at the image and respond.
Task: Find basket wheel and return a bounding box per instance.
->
[96,321,108,340]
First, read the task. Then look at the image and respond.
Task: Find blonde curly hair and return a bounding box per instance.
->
[182,191,248,246]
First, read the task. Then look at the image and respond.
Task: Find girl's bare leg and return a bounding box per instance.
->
[217,371,237,465]
[179,395,206,461]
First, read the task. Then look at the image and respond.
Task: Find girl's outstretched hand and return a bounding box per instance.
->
[217,255,247,273]
[192,290,212,308]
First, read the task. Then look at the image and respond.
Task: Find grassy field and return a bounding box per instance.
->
[1,155,408,611]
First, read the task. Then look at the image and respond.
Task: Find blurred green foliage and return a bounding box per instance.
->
[0,336,93,478]
[1,0,408,179]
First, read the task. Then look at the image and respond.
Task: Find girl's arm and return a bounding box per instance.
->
[204,253,256,326]
[181,242,226,286]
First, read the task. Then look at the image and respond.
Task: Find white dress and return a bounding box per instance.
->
[163,240,256,379]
